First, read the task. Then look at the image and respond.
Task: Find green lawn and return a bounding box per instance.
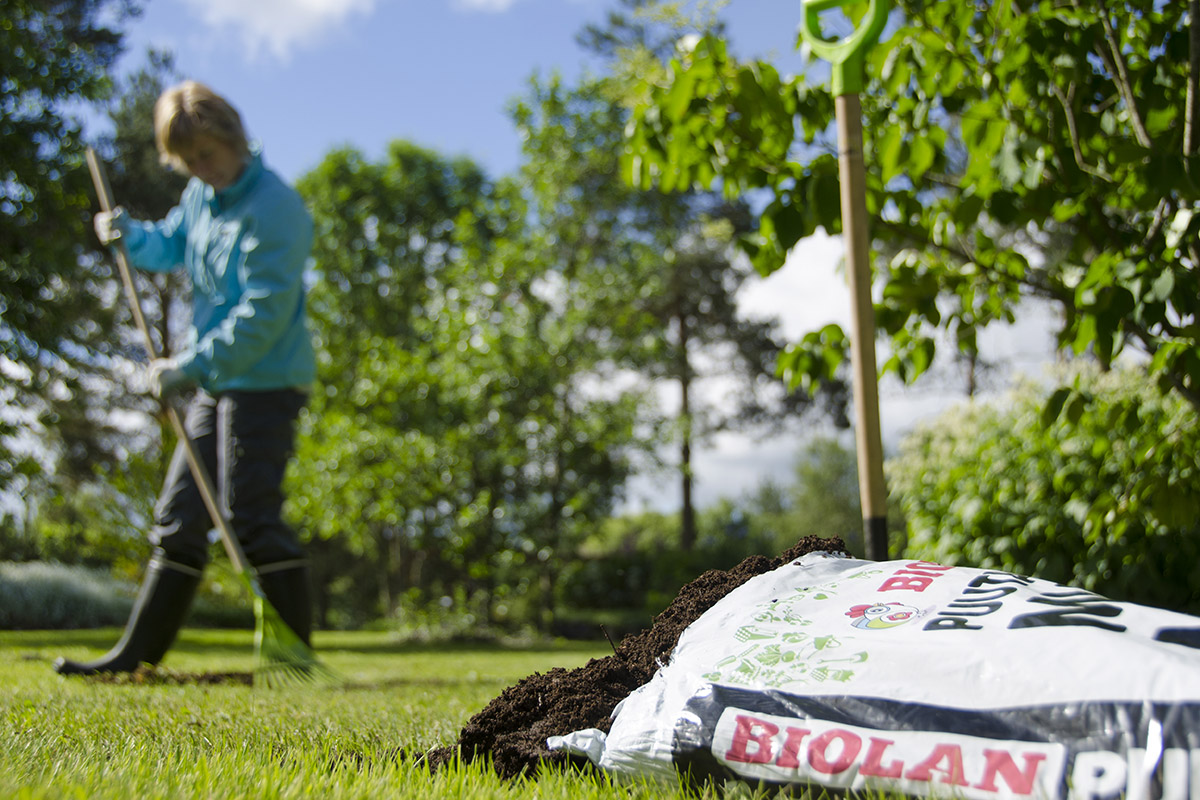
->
[0,629,739,799]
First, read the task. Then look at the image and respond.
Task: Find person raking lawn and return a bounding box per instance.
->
[55,81,319,678]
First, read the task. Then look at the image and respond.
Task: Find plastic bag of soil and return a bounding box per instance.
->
[549,552,1200,800]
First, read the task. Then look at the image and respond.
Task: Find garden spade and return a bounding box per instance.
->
[800,0,891,560]
[85,147,338,688]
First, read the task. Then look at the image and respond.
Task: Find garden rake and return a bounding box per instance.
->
[800,0,891,561]
[86,147,339,688]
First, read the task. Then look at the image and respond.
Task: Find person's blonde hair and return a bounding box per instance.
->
[154,81,250,172]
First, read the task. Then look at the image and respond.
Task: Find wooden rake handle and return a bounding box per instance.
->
[85,147,254,578]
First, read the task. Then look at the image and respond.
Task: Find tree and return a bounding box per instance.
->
[291,144,649,627]
[515,1,843,550]
[783,436,864,555]
[623,2,1200,417]
[8,50,210,571]
[87,50,191,490]
[1,0,138,517]
[293,142,496,617]
[438,206,650,630]
[299,142,493,362]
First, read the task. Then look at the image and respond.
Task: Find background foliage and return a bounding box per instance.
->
[891,364,1200,614]
[0,0,139,506]
[4,1,1200,635]
[624,0,1200,412]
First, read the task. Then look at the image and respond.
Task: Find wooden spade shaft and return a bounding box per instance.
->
[835,94,888,561]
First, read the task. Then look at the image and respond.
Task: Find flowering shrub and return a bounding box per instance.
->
[889,365,1200,613]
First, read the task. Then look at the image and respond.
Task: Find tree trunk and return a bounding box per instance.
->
[678,312,696,551]
[374,527,392,617]
[1186,0,1199,156]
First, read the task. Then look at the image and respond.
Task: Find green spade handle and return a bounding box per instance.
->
[800,0,890,96]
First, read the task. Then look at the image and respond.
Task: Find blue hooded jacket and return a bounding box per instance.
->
[119,148,316,393]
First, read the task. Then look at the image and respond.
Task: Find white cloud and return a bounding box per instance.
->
[451,0,599,12]
[182,0,377,60]
[739,229,849,339]
[451,0,522,12]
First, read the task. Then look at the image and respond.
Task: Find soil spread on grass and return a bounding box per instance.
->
[424,535,848,779]
[85,666,254,686]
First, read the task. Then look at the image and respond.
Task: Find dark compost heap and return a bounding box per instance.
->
[426,535,849,778]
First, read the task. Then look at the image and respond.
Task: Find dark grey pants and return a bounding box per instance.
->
[150,389,308,571]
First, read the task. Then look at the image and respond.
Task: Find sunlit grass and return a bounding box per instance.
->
[2,629,782,799]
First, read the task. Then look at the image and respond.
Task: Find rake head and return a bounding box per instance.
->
[252,589,343,690]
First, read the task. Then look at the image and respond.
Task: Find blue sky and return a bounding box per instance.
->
[112,0,807,183]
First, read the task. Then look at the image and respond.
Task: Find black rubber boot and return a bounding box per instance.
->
[255,563,313,646]
[54,555,202,676]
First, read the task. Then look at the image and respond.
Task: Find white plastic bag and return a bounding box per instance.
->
[550,552,1200,799]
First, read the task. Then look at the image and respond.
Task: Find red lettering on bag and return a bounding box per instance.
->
[860,737,904,778]
[880,562,953,592]
[975,749,1047,795]
[725,715,778,764]
[807,730,862,774]
[775,727,812,769]
[905,744,970,786]
[880,575,933,592]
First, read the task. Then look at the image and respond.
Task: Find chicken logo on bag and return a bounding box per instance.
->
[845,602,920,629]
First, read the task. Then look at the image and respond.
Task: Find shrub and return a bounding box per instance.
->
[557,508,799,626]
[889,365,1200,613]
[0,562,135,629]
[371,587,507,644]
[0,561,255,630]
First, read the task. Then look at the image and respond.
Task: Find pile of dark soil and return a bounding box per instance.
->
[425,535,848,778]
